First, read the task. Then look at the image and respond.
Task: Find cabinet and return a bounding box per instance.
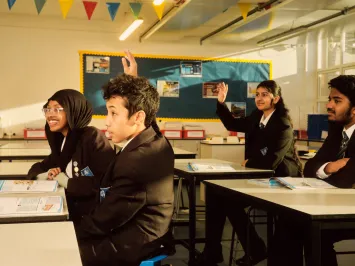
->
[168,139,201,158]
[200,141,245,163]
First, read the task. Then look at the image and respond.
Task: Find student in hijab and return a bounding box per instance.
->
[27,89,115,226]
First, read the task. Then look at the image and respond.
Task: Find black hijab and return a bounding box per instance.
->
[45,89,93,172]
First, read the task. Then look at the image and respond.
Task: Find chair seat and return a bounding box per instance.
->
[140,255,168,266]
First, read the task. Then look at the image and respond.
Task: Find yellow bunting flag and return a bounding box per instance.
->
[238,3,251,20]
[153,1,165,20]
[58,0,74,19]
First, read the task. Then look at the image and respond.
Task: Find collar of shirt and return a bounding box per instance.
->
[120,137,135,152]
[343,123,355,140]
[61,137,66,152]
[259,109,276,127]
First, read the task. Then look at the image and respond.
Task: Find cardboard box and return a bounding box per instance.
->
[24,129,46,139]
[182,130,205,139]
[161,130,182,139]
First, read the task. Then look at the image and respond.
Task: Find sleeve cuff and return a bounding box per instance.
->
[316,163,331,179]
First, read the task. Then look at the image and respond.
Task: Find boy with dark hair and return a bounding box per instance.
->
[77,73,175,266]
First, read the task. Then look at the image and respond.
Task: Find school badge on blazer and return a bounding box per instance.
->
[260,147,268,156]
[100,187,110,202]
[80,166,94,177]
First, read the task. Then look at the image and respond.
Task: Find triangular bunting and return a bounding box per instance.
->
[34,0,47,15]
[7,0,17,10]
[83,1,98,20]
[106,2,120,21]
[153,1,165,20]
[129,3,142,18]
[58,0,74,19]
[238,3,251,20]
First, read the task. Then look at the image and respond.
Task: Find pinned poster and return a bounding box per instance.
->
[34,0,47,15]
[58,0,74,19]
[106,2,120,21]
[153,1,165,20]
[83,1,98,20]
[238,3,251,20]
[7,0,17,10]
[129,2,142,18]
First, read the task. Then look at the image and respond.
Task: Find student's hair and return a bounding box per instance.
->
[328,75,355,107]
[102,73,159,128]
[257,80,303,176]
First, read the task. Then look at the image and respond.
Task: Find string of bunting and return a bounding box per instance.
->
[6,1,166,21]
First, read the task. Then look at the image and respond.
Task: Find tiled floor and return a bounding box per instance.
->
[165,184,355,266]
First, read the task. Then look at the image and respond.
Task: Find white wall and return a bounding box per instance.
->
[0,14,316,137]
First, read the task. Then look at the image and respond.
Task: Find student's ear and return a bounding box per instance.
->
[273,96,280,104]
[351,106,355,116]
[135,110,146,126]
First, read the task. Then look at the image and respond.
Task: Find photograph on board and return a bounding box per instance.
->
[247,82,259,98]
[180,61,202,77]
[226,102,246,118]
[202,82,219,99]
[86,56,110,74]
[157,80,180,97]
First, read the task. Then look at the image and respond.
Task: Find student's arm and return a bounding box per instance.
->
[216,101,248,132]
[66,129,115,197]
[77,161,146,238]
[303,136,336,177]
[323,157,355,188]
[27,155,55,180]
[245,122,293,170]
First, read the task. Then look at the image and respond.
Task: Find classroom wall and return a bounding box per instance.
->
[0,14,316,137]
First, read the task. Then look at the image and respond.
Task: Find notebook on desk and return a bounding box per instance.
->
[248,177,336,190]
[0,196,63,216]
[188,162,236,172]
[0,180,58,193]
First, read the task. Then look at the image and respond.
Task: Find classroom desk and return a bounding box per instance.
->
[174,159,273,266]
[173,147,197,159]
[0,187,69,223]
[0,148,50,161]
[204,179,355,266]
[0,142,49,149]
[0,221,82,266]
[200,140,245,163]
[0,162,33,179]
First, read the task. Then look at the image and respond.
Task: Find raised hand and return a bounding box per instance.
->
[122,50,138,77]
[217,82,228,103]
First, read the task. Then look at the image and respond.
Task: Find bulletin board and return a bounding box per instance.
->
[79,51,271,121]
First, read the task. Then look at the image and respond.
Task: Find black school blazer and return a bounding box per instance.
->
[217,102,300,177]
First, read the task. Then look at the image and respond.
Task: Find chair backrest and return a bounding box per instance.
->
[139,255,168,266]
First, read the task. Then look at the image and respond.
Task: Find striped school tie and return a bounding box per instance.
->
[336,131,349,159]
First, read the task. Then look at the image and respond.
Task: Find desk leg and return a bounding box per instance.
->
[188,176,196,266]
[266,213,273,266]
[308,221,321,266]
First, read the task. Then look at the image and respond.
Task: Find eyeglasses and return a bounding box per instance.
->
[42,108,64,115]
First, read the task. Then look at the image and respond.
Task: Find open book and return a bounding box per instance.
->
[0,196,63,216]
[248,177,336,190]
[0,180,58,193]
[188,162,236,172]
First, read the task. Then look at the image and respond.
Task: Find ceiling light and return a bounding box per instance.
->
[153,0,165,5]
[119,19,144,41]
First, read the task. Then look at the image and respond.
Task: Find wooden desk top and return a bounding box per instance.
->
[175,159,273,176]
[0,222,81,266]
[205,179,355,218]
[0,162,33,178]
